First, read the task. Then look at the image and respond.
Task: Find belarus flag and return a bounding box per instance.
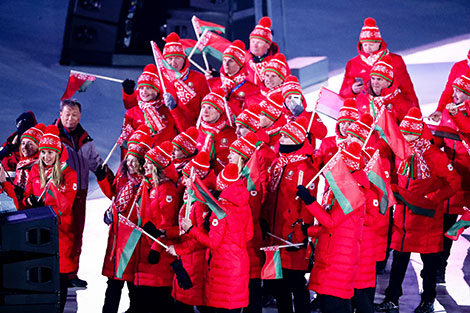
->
[115,214,142,279]
[192,30,231,62]
[445,210,470,241]
[261,246,283,279]
[374,110,412,160]
[61,70,96,100]
[190,176,226,220]
[192,16,226,35]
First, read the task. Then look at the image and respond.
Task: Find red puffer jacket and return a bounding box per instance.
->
[244,43,281,87]
[98,169,142,281]
[391,144,461,254]
[305,170,368,299]
[436,60,470,112]
[134,178,179,287]
[434,109,470,215]
[24,163,78,273]
[188,179,253,310]
[264,142,317,271]
[340,41,418,107]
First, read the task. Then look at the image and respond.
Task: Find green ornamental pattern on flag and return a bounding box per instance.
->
[261,246,283,280]
[115,214,142,279]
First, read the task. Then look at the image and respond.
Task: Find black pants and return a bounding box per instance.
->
[134,285,173,313]
[266,268,310,313]
[351,287,375,313]
[244,279,262,313]
[102,279,138,313]
[60,273,68,313]
[174,301,214,313]
[438,213,458,272]
[385,250,439,303]
[317,294,352,313]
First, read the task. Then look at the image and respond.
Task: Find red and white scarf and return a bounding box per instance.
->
[269,153,308,192]
[367,88,399,119]
[113,173,141,214]
[360,48,389,67]
[220,68,247,94]
[15,157,38,189]
[138,99,166,134]
[397,138,431,179]
[199,118,228,160]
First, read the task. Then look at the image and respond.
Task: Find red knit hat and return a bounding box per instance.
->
[182,151,210,178]
[223,40,246,67]
[172,127,199,157]
[163,32,185,59]
[137,64,161,92]
[127,132,153,159]
[250,16,273,45]
[259,92,284,121]
[128,125,151,147]
[282,75,303,100]
[39,125,62,154]
[400,107,424,136]
[229,132,258,161]
[370,55,394,83]
[216,163,239,191]
[264,53,288,81]
[337,98,360,123]
[280,116,308,144]
[359,17,382,43]
[201,88,226,114]
[145,141,174,169]
[452,75,470,96]
[341,142,363,171]
[235,109,260,132]
[21,123,46,146]
[346,114,373,142]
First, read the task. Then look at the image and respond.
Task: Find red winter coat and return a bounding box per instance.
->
[188,179,253,309]
[244,43,281,87]
[24,163,78,273]
[264,142,317,271]
[437,59,470,112]
[306,170,368,299]
[391,145,461,254]
[98,168,142,281]
[134,178,179,287]
[340,41,418,107]
[434,109,470,215]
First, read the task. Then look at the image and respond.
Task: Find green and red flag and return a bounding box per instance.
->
[192,16,226,35]
[364,150,396,214]
[61,70,96,100]
[324,153,365,215]
[393,185,436,217]
[240,147,263,192]
[261,246,283,279]
[190,176,226,219]
[192,30,231,62]
[180,38,198,56]
[115,214,142,279]
[316,86,345,120]
[445,210,470,241]
[374,109,412,160]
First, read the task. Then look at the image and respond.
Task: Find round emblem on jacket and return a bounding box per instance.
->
[188,82,194,88]
[72,183,77,191]
[238,91,245,98]
[250,190,258,197]
[287,170,294,177]
[308,183,315,190]
[221,138,228,145]
[212,219,218,227]
[447,164,453,171]
[386,103,393,110]
[384,170,390,179]
[373,199,379,207]
[166,195,173,203]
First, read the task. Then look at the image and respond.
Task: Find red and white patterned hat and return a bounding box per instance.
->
[337,98,360,124]
[359,17,382,43]
[163,32,185,59]
[172,127,199,157]
[282,75,303,100]
[280,116,308,144]
[341,142,363,171]
[250,16,273,45]
[21,123,45,146]
[370,55,394,83]
[235,109,260,133]
[39,125,62,154]
[128,125,151,148]
[145,141,174,169]
[452,75,470,96]
[201,88,226,114]
[127,131,153,159]
[137,64,161,92]
[264,53,288,81]
[259,92,284,121]
[346,113,373,142]
[216,163,239,191]
[223,40,246,67]
[400,107,423,136]
[229,132,258,161]
[182,151,210,178]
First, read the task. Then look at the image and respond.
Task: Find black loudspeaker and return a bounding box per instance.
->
[0,207,59,312]
[190,0,253,12]
[72,0,123,23]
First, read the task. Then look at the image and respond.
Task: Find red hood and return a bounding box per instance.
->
[357,39,388,59]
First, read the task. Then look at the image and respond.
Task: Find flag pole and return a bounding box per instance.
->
[150,41,168,94]
[71,70,123,83]
[306,86,323,134]
[267,232,303,247]
[260,243,303,250]
[361,107,384,151]
[187,29,208,62]
[191,16,210,71]
[102,142,118,166]
[188,57,208,74]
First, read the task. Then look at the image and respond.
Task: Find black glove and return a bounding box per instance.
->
[0,143,14,160]
[285,244,301,252]
[163,93,177,110]
[103,207,113,225]
[95,164,108,181]
[16,111,36,138]
[259,218,270,240]
[170,259,193,290]
[203,211,212,232]
[209,67,220,78]
[148,249,160,264]
[301,223,310,237]
[143,221,164,238]
[122,79,136,95]
[28,195,44,208]
[296,185,316,205]
[14,185,25,201]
